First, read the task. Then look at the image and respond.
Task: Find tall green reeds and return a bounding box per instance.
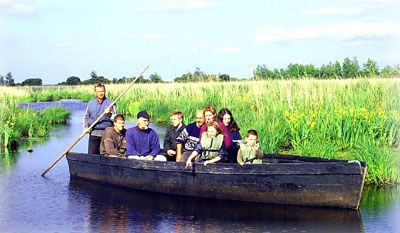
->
[0,94,70,151]
[4,78,399,185]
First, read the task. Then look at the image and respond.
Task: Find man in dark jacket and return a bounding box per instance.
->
[163,111,186,161]
[83,83,117,154]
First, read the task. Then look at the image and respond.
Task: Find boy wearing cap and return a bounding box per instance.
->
[126,110,166,161]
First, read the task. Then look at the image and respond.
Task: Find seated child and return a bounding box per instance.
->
[186,122,226,167]
[237,129,263,165]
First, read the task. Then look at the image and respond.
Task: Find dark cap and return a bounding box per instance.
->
[137,110,150,120]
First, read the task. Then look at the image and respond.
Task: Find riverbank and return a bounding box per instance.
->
[0,95,70,152]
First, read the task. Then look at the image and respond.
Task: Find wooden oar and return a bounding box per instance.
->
[40,65,149,177]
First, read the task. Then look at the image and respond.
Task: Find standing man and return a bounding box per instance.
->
[163,111,186,161]
[126,110,166,161]
[84,83,117,154]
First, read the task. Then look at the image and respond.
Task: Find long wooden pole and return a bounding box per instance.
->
[41,65,149,177]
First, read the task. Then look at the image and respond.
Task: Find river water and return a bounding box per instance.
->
[0,100,399,233]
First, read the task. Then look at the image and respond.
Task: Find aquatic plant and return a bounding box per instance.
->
[0,94,70,151]
[354,138,400,185]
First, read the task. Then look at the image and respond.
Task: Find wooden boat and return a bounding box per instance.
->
[66,152,366,209]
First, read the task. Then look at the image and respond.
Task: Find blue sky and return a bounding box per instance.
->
[0,0,399,84]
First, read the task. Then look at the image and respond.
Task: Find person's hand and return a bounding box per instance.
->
[167,150,176,156]
[83,127,90,134]
[204,161,210,166]
[254,143,260,150]
[239,162,244,166]
[185,159,192,168]
[144,155,154,160]
[104,106,111,114]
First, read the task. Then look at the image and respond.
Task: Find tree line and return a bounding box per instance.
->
[1,57,399,86]
[253,57,399,80]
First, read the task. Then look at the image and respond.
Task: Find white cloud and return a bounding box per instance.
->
[132,0,220,12]
[301,0,399,16]
[155,49,171,57]
[256,21,400,42]
[52,42,70,48]
[216,47,241,54]
[127,33,169,40]
[301,6,364,16]
[349,0,400,5]
[0,0,36,15]
[191,41,241,55]
[192,41,214,53]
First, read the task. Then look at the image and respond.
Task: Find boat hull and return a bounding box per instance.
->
[66,152,366,209]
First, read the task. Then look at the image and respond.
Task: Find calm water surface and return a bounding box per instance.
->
[0,100,399,233]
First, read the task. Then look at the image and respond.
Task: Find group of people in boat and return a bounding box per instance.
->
[84,83,263,166]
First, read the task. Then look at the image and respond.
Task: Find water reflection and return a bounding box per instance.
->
[360,186,400,233]
[0,148,17,167]
[361,186,399,213]
[69,178,364,233]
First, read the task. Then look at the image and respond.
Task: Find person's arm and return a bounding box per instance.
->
[149,130,161,156]
[108,104,117,119]
[176,128,188,146]
[219,123,231,149]
[219,141,227,159]
[176,144,182,162]
[203,156,221,166]
[83,104,91,133]
[231,130,242,150]
[163,128,172,151]
[237,148,244,165]
[176,128,189,161]
[164,128,176,156]
[186,150,199,167]
[255,143,263,159]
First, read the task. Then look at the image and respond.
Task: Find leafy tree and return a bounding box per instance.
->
[333,61,342,78]
[82,76,110,85]
[149,73,163,83]
[5,72,15,86]
[362,58,379,77]
[21,78,42,86]
[66,76,81,85]
[218,74,230,81]
[381,65,400,78]
[0,75,4,85]
[116,76,132,84]
[136,76,150,83]
[175,68,208,82]
[253,65,273,79]
[342,57,360,78]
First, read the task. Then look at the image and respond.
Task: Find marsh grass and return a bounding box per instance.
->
[0,91,70,151]
[2,78,399,184]
[354,138,400,185]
